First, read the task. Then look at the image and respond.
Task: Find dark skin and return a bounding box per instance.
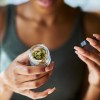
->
[0,0,100,99]
[10,6,100,49]
[14,3,77,49]
[0,2,99,48]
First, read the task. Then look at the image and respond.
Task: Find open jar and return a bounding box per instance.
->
[29,44,51,66]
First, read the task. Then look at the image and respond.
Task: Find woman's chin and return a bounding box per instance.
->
[36,0,54,8]
[30,0,61,14]
[34,6,56,14]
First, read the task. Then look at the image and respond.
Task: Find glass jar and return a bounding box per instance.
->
[29,44,51,66]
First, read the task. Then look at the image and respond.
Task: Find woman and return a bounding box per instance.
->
[0,0,100,100]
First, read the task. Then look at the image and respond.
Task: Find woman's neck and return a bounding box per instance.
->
[16,2,76,27]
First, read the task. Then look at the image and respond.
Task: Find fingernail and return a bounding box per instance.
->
[75,51,78,54]
[74,46,78,50]
[74,46,76,49]
[51,61,55,66]
[86,37,89,40]
[93,34,96,36]
[48,87,56,94]
[45,62,54,72]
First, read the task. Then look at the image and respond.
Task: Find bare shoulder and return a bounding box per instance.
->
[83,12,100,37]
[0,7,6,42]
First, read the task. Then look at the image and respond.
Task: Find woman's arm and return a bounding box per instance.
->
[83,85,100,100]
[79,66,100,100]
[74,34,100,100]
[77,13,100,100]
[79,70,100,100]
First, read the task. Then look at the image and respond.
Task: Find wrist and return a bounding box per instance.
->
[83,85,100,100]
[89,85,100,92]
[0,72,13,100]
[0,72,12,93]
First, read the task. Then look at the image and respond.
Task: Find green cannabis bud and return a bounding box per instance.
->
[29,44,51,66]
[32,48,46,60]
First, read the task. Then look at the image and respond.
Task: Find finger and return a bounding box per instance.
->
[18,73,51,90]
[15,62,54,75]
[75,51,99,72]
[15,50,30,64]
[86,37,100,52]
[16,71,51,83]
[93,34,100,40]
[20,88,56,99]
[74,46,100,66]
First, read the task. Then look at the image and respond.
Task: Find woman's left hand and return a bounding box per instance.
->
[74,34,100,88]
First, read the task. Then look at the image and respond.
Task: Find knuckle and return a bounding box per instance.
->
[83,57,88,61]
[20,66,29,74]
[36,66,45,71]
[92,62,97,67]
[84,50,90,56]
[34,74,39,79]
[34,82,40,88]
[93,41,99,46]
[38,68,45,72]
[23,67,28,74]
[27,68,32,74]
[12,62,19,70]
[14,63,22,70]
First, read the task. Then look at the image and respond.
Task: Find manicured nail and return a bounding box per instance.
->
[86,37,89,40]
[48,87,56,94]
[93,34,97,36]
[75,51,78,54]
[74,46,78,50]
[45,62,54,72]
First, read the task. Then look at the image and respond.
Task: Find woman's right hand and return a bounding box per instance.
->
[1,50,55,99]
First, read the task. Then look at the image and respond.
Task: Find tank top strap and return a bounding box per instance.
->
[77,10,86,42]
[72,9,86,45]
[3,5,15,43]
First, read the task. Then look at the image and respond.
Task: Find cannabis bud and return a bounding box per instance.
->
[29,44,51,66]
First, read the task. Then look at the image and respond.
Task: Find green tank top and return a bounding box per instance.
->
[1,5,87,100]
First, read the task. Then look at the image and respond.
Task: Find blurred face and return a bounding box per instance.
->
[29,0,63,14]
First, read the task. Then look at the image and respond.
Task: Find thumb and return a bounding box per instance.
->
[15,50,30,64]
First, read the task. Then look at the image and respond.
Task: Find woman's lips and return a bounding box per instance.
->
[36,0,54,8]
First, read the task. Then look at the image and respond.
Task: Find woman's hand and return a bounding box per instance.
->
[1,50,55,99]
[74,34,100,88]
